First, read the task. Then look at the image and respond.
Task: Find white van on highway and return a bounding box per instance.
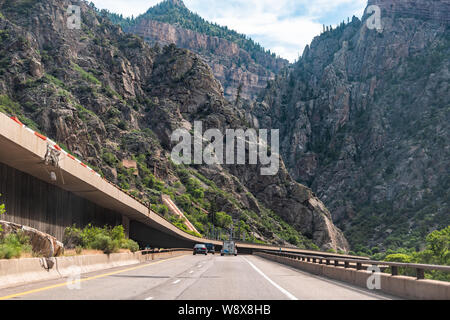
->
[221,240,237,256]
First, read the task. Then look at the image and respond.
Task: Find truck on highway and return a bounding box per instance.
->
[221,240,237,256]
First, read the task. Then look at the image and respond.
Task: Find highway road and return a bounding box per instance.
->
[0,254,397,300]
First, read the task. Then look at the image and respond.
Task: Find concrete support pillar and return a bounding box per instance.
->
[122,215,130,238]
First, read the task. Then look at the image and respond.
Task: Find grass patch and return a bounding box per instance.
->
[72,63,101,86]
[44,73,65,88]
[75,104,96,120]
[0,232,32,259]
[103,85,123,100]
[0,94,40,130]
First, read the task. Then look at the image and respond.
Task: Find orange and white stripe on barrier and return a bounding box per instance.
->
[10,116,23,126]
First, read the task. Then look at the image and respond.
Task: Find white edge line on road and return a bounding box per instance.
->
[173,279,181,284]
[243,257,298,301]
[145,297,154,300]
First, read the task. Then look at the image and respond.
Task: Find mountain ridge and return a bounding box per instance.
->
[103,0,289,101]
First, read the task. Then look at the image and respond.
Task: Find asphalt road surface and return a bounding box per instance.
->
[0,254,397,300]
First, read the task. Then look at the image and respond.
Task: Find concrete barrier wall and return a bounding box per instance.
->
[255,252,450,300]
[0,251,190,290]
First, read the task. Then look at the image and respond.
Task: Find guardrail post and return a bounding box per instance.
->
[417,268,425,280]
[318,259,322,264]
[391,266,398,276]
[344,261,349,268]
[326,259,330,265]
[357,262,362,270]
[334,260,339,267]
[307,257,311,262]
[312,258,316,263]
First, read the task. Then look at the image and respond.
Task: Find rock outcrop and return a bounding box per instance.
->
[117,0,289,101]
[369,0,450,24]
[0,221,64,257]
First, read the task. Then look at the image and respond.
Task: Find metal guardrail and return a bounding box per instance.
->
[233,241,369,260]
[259,250,450,280]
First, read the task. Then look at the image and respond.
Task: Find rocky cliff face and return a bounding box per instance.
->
[0,0,348,251]
[252,0,449,251]
[115,0,289,102]
[125,19,286,101]
[369,0,450,24]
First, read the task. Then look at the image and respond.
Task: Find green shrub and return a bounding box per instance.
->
[72,63,101,85]
[110,225,125,242]
[0,195,5,215]
[63,225,83,248]
[0,94,21,115]
[384,253,412,263]
[63,224,140,254]
[191,188,204,199]
[119,181,130,190]
[91,233,120,254]
[384,253,415,277]
[185,178,202,193]
[186,230,202,238]
[288,235,300,246]
[215,211,232,229]
[0,232,32,259]
[151,204,169,216]
[80,224,104,246]
[122,239,139,253]
[425,226,450,262]
[102,152,118,166]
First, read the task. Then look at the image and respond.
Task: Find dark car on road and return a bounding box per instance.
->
[193,244,207,255]
[205,243,215,254]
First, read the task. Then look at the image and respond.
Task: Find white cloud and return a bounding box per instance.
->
[212,14,322,62]
[88,0,367,62]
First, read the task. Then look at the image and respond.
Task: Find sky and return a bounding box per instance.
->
[89,0,368,62]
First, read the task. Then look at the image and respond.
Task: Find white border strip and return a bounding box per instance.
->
[243,257,298,300]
